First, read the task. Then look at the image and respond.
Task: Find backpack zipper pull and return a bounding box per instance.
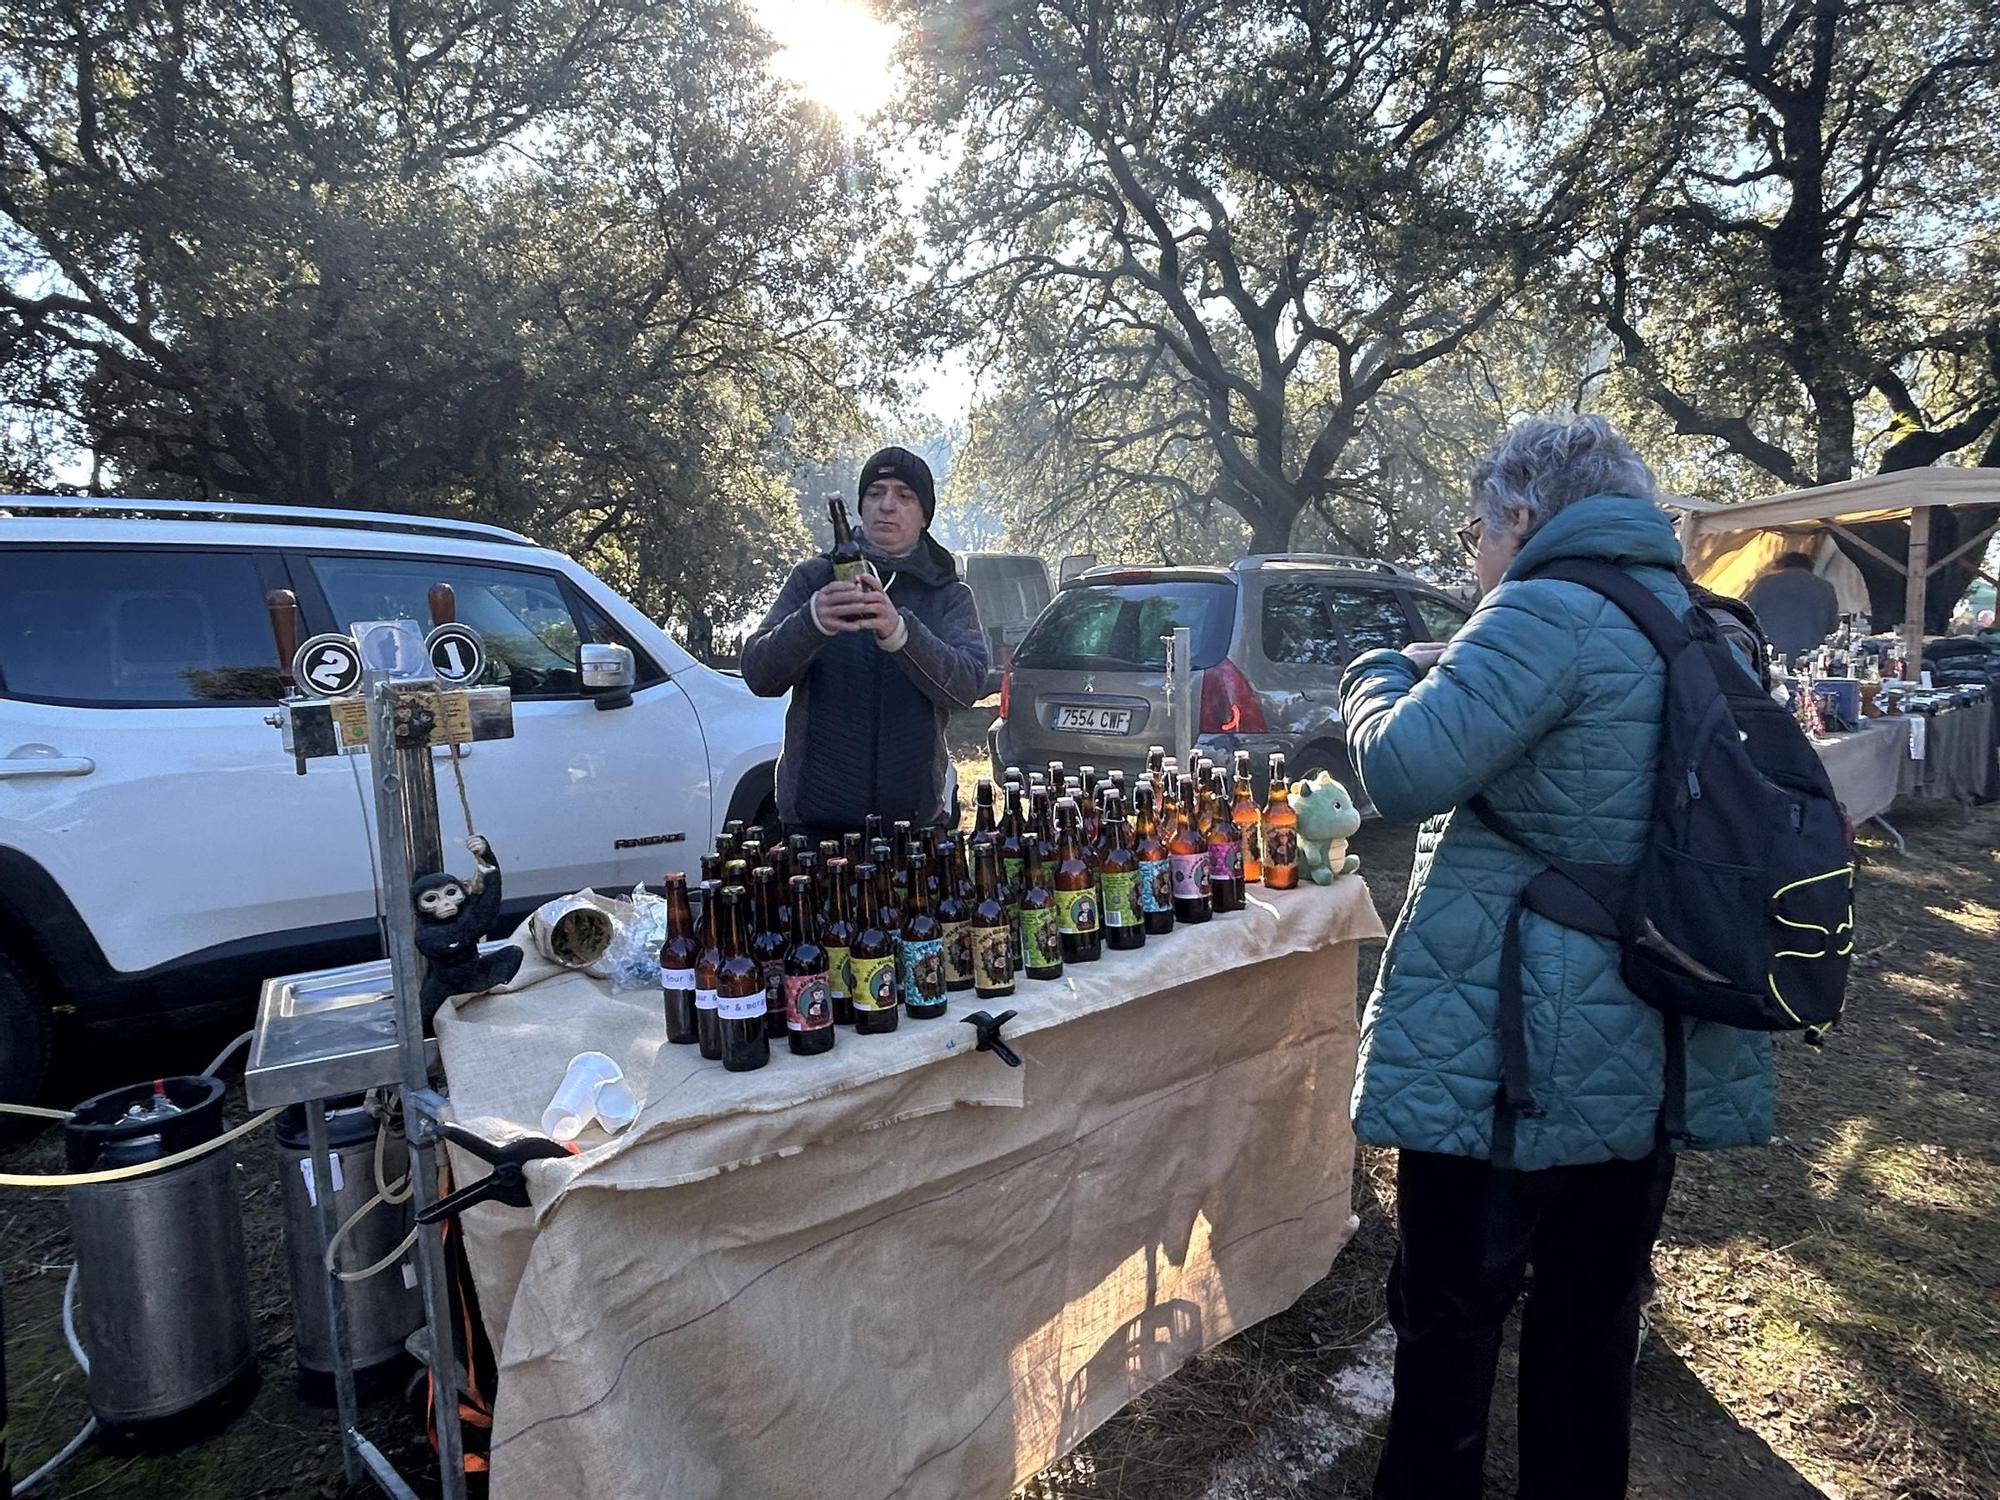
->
[1686,768,1701,800]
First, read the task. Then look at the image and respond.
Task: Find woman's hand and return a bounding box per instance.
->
[1402,641,1449,673]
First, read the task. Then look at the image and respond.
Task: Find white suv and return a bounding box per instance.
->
[0,498,789,1105]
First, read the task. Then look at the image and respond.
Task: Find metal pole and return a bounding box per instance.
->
[1903,504,1931,685]
[1168,625,1194,772]
[369,677,468,1500]
[306,1099,362,1485]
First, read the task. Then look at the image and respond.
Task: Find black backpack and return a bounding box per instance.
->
[1473,558,1854,1165]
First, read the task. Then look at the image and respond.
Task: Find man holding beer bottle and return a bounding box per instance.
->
[741,447,989,843]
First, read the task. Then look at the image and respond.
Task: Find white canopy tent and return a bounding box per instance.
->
[1673,467,2000,675]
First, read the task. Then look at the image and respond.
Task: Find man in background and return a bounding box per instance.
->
[1745,551,1839,662]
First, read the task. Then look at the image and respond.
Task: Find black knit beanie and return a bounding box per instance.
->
[857,446,936,525]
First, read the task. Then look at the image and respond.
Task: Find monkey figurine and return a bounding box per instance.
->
[412,834,525,1020]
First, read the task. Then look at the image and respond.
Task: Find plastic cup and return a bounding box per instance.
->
[541,1051,623,1140]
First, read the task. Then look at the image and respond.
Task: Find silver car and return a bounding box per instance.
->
[988,554,1471,803]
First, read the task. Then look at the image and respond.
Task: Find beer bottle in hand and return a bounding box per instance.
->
[751,866,790,1040]
[783,875,836,1056]
[1053,796,1102,963]
[1167,772,1214,923]
[828,496,868,582]
[716,887,771,1072]
[1018,835,1064,980]
[969,839,1015,998]
[849,862,900,1033]
[822,857,858,1025]
[936,837,974,992]
[1262,752,1300,889]
[901,851,947,1018]
[695,877,725,1059]
[1204,768,1245,913]
[660,873,701,1045]
[1097,789,1145,950]
[1231,749,1263,883]
[1132,783,1175,936]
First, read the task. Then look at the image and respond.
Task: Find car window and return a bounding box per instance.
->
[0,547,284,705]
[1014,580,1236,671]
[307,555,591,697]
[1262,579,1344,665]
[1410,591,1470,640]
[1325,586,1414,654]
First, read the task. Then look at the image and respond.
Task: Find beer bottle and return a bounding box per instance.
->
[1203,768,1245,913]
[1078,772,1104,858]
[822,857,858,1025]
[997,780,1028,892]
[788,832,809,860]
[660,873,701,1045]
[750,866,790,1040]
[1167,772,1214,923]
[968,839,1015,998]
[1030,784,1056,863]
[864,812,884,847]
[716,886,771,1072]
[1147,745,1167,810]
[766,843,793,929]
[1097,788,1145,951]
[849,862,900,1033]
[722,857,750,895]
[713,829,738,864]
[920,825,944,904]
[694,878,725,1059]
[901,851,947,1018]
[1132,783,1175,936]
[783,875,836,1056]
[741,826,766,860]
[1231,749,1263,883]
[872,850,903,1003]
[1192,764,1216,838]
[841,832,865,906]
[1045,759,1065,794]
[828,496,868,582]
[699,851,722,885]
[723,818,746,847]
[796,849,823,917]
[1262,752,1300,889]
[891,820,914,901]
[936,837,974,992]
[1053,797,1102,963]
[1018,835,1064,980]
[973,778,1000,842]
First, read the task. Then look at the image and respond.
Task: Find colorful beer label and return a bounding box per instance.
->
[1139,857,1172,913]
[1265,827,1299,869]
[1208,840,1244,882]
[1242,820,1262,865]
[1019,905,1063,969]
[903,936,946,1003]
[1004,903,1023,971]
[695,986,718,1014]
[849,953,898,1012]
[942,921,972,984]
[973,925,1013,989]
[1170,850,1212,899]
[824,945,852,999]
[1100,870,1140,928]
[1055,886,1099,935]
[1002,856,1025,890]
[716,989,765,1021]
[783,971,834,1031]
[661,966,696,992]
[761,958,786,1011]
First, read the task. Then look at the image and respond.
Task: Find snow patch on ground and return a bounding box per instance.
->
[1199,1325,1397,1499]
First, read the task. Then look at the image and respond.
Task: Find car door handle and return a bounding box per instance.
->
[0,752,95,779]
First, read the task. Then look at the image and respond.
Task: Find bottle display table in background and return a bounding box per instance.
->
[434,876,1384,1500]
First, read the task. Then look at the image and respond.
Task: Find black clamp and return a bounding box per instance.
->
[960,1009,1022,1068]
[415,1119,576,1223]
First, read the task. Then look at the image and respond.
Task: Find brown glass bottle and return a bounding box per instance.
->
[901,851,947,1018]
[783,875,836,1056]
[1053,797,1102,963]
[1131,783,1175,936]
[694,878,725,1059]
[741,826,766,860]
[715,887,770,1072]
[750,866,790,1040]
[1167,772,1213,923]
[1262,753,1300,889]
[872,851,903,1006]
[1203,768,1245,913]
[997,780,1028,892]
[891,821,914,901]
[1231,749,1263,883]
[1097,789,1145,950]
[828,496,868,582]
[935,837,974,992]
[1030,784,1056,864]
[849,862,900,1033]
[660,873,701,1045]
[1018,836,1064,980]
[968,839,1015,998]
[841,832,865,907]
[699,851,722,884]
[821,857,858,1024]
[863,813,884,847]
[973,778,1000,843]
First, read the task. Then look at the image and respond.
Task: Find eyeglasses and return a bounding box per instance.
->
[1456,516,1484,558]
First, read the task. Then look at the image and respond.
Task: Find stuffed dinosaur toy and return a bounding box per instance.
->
[1294,772,1362,883]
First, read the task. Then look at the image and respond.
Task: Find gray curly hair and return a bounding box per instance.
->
[1471,415,1656,537]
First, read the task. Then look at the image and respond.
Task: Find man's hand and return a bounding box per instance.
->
[814,576,901,641]
[1402,641,1449,673]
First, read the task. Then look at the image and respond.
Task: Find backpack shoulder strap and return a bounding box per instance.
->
[1521,557,1693,662]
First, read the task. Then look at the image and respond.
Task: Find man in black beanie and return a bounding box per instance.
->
[740,446,988,840]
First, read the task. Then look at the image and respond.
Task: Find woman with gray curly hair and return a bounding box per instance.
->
[1339,416,1774,1499]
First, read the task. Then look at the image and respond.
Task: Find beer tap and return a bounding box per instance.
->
[265,588,307,775]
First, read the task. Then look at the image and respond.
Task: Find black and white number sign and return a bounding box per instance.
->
[292,633,364,697]
[424,623,486,684]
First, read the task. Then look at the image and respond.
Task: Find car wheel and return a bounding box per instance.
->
[0,947,55,1133]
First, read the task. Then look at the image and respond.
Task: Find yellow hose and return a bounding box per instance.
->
[0,1101,75,1121]
[0,1107,280,1189]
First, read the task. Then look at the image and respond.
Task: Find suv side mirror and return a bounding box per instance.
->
[581,643,636,711]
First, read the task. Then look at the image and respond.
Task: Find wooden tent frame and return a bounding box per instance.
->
[1673,467,2000,677]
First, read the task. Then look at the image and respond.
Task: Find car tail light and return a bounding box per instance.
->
[998,665,1013,720]
[1200,658,1268,734]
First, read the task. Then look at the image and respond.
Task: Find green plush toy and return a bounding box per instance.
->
[1294,771,1362,883]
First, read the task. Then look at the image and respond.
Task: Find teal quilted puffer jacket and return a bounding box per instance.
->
[1339,495,1774,1170]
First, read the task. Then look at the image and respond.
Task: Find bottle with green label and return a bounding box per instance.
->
[1053,797,1102,964]
[998,780,1028,895]
[969,839,1015,998]
[1097,788,1145,951]
[822,856,857,1025]
[1018,834,1064,980]
[850,861,900,1034]
[827,495,868,582]
[935,836,974,993]
[901,851,946,1019]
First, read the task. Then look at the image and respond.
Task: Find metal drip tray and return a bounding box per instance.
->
[244,946,503,1109]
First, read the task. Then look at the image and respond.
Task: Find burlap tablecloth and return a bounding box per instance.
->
[434,876,1384,1500]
